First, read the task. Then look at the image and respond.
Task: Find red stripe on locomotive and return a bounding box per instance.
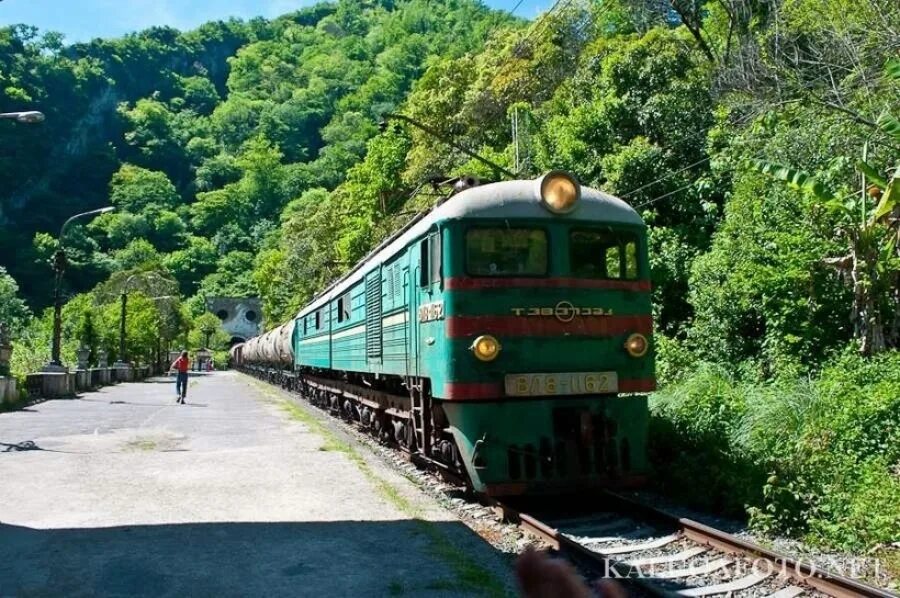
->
[445,276,652,292]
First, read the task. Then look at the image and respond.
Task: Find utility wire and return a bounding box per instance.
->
[619,156,713,199]
[634,179,698,209]
[521,0,578,47]
[515,0,570,48]
[614,73,834,203]
[508,0,528,16]
[629,108,814,210]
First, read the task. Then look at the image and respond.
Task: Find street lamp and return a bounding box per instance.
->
[0,111,45,124]
[45,206,115,372]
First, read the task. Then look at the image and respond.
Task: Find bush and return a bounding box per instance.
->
[653,333,697,387]
[650,349,900,551]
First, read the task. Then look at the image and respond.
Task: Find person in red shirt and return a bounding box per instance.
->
[169,351,190,404]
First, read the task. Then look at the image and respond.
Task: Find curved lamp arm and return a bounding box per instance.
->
[0,111,45,123]
[59,206,115,242]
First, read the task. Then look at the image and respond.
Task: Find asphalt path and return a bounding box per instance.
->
[0,371,513,597]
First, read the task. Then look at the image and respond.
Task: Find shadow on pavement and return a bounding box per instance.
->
[143,374,212,384]
[0,519,511,597]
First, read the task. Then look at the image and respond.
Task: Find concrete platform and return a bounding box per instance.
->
[0,372,514,596]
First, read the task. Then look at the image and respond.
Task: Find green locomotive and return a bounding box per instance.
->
[238,172,654,496]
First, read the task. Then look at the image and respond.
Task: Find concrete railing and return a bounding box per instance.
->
[14,363,153,404]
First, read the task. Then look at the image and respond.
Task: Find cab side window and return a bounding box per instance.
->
[337,294,351,323]
[570,230,639,280]
[419,231,442,287]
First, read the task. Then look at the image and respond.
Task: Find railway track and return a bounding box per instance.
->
[245,369,895,598]
[490,492,896,598]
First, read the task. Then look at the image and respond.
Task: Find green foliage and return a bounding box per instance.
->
[751,160,833,203]
[688,171,850,370]
[651,350,900,550]
[163,236,218,295]
[0,267,31,334]
[9,317,52,384]
[0,1,503,311]
[189,311,230,351]
[109,164,181,213]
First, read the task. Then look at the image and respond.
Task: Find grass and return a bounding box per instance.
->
[245,376,509,596]
[124,438,157,451]
[650,350,900,557]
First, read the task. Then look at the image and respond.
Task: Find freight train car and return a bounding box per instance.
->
[242,172,654,496]
[229,342,244,368]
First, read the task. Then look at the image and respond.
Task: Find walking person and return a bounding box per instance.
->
[169,350,190,404]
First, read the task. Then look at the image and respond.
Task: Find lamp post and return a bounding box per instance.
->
[0,111,45,124]
[45,207,115,372]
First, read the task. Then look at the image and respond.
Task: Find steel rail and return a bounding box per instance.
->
[490,492,897,598]
[492,499,678,597]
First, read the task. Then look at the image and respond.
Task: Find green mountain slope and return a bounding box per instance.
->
[0,0,513,309]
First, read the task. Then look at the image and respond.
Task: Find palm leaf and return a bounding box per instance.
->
[872,172,899,222]
[752,160,835,202]
[857,160,888,190]
[877,112,900,143]
[886,59,900,82]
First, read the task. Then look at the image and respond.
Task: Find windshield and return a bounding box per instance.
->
[466,228,548,276]
[570,229,639,279]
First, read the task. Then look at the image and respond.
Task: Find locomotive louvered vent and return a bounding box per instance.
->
[365,269,383,358]
[392,266,401,300]
[387,264,395,299]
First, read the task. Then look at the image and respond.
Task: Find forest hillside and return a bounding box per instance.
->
[0,0,898,559]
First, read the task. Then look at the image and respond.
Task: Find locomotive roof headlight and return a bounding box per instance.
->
[625,333,649,358]
[471,335,501,362]
[537,171,581,214]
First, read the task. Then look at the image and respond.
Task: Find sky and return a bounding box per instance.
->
[0,0,554,43]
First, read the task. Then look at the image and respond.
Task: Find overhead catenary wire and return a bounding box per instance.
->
[517,0,575,48]
[631,126,852,213]
[619,156,714,200]
[507,0,528,17]
[614,89,826,205]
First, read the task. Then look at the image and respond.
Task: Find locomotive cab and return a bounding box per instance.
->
[421,173,654,495]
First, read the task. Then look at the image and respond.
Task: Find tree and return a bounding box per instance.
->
[175,75,220,115]
[0,267,31,333]
[163,236,219,295]
[197,251,258,299]
[754,153,898,355]
[189,311,229,350]
[111,239,164,271]
[109,164,181,213]
[118,99,185,172]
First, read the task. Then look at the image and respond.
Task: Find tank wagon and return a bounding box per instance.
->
[241,172,654,496]
[229,342,244,368]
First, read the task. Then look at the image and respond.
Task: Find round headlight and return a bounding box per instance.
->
[471,335,501,362]
[538,171,581,214]
[624,333,649,358]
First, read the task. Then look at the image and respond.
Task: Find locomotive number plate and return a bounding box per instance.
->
[505,372,618,396]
